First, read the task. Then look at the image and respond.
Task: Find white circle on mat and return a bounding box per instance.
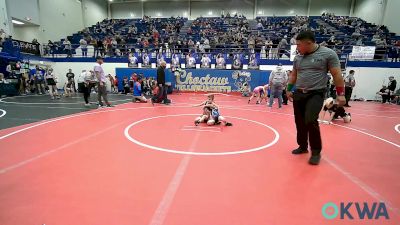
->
[124,114,279,156]
[0,109,6,118]
[395,124,400,134]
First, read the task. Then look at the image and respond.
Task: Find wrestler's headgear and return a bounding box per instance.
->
[343,115,351,123]
[324,97,334,109]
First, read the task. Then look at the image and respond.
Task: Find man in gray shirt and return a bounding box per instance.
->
[94,56,112,108]
[286,30,345,165]
[268,64,287,108]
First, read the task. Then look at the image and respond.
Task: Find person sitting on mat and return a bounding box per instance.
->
[64,80,73,97]
[132,74,147,103]
[248,85,268,104]
[376,85,391,103]
[193,94,232,126]
[319,97,351,124]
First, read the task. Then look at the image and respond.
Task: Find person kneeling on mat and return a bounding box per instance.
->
[193,94,232,126]
[248,85,268,104]
[132,74,147,103]
[319,97,351,124]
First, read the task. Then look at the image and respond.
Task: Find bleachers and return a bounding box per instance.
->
[42,15,400,62]
[49,17,187,55]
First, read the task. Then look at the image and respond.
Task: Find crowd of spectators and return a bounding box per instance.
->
[2,13,398,62]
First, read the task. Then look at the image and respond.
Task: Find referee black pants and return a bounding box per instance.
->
[82,83,91,104]
[293,89,325,155]
[345,86,353,105]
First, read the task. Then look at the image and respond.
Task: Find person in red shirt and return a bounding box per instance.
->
[113,75,118,93]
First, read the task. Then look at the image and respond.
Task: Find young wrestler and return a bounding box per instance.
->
[193,94,232,126]
[248,85,268,104]
[64,80,73,97]
[132,75,148,103]
[320,97,351,124]
[45,68,60,99]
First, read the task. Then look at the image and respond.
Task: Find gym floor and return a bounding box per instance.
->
[0,93,399,225]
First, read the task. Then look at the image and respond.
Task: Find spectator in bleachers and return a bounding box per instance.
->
[171,53,180,70]
[198,42,205,53]
[257,22,264,30]
[356,37,363,46]
[351,29,362,40]
[129,53,138,66]
[327,35,336,47]
[115,48,121,57]
[0,29,8,47]
[47,40,56,57]
[216,53,225,69]
[388,42,399,62]
[157,52,164,66]
[371,33,381,43]
[375,37,387,47]
[188,39,194,51]
[186,53,196,68]
[375,37,388,61]
[233,54,242,69]
[290,35,297,45]
[79,38,88,57]
[249,54,257,68]
[265,37,273,58]
[94,39,103,57]
[248,36,255,50]
[278,36,289,59]
[142,52,150,67]
[203,38,210,52]
[201,54,211,68]
[142,38,149,49]
[271,38,279,59]
[63,38,72,58]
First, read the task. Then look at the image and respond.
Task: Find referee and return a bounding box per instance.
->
[286,30,345,165]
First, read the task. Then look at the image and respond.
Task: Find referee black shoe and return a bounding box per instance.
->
[292,147,308,154]
[308,154,321,165]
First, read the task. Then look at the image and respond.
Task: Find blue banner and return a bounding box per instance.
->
[115,68,271,93]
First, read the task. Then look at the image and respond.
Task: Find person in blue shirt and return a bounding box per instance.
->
[132,74,148,103]
[33,67,45,95]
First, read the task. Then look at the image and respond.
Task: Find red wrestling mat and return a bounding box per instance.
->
[0,93,399,225]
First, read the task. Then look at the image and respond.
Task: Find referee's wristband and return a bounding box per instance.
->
[287,83,294,92]
[336,86,345,96]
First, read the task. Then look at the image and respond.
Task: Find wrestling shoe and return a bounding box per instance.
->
[292,147,308,154]
[309,154,321,165]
